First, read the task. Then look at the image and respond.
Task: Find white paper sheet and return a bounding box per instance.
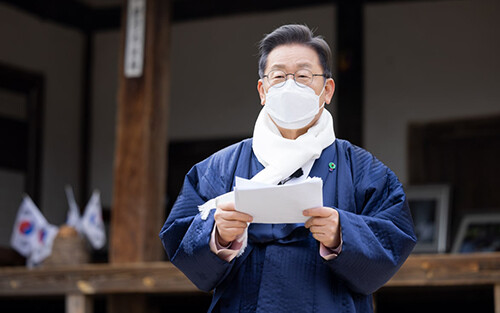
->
[234,176,323,224]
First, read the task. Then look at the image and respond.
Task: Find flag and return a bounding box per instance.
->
[81,190,106,249]
[10,196,40,257]
[65,185,82,233]
[26,222,59,268]
[10,195,59,267]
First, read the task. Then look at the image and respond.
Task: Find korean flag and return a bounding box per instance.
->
[10,195,59,266]
[27,222,59,267]
[81,190,106,249]
[65,185,82,233]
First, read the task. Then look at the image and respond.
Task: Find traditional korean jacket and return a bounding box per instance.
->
[160,138,416,313]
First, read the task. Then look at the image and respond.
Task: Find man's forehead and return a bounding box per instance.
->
[266,44,321,71]
[269,61,313,70]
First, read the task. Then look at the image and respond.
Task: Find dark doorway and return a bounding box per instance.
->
[0,63,44,264]
[408,115,500,251]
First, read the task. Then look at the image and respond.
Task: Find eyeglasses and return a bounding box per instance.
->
[263,69,327,88]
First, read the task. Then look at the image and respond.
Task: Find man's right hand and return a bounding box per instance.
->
[214,202,253,246]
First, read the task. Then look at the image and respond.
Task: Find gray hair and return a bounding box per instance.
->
[258,24,332,79]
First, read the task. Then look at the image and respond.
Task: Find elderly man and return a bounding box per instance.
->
[160,24,416,313]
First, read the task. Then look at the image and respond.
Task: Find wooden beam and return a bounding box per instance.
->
[1,254,499,297]
[384,253,500,287]
[79,32,92,206]
[2,0,466,32]
[0,262,199,296]
[110,0,171,263]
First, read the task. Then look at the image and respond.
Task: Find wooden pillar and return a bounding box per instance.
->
[495,284,500,313]
[336,1,364,147]
[110,0,171,264]
[66,294,93,313]
[109,0,170,312]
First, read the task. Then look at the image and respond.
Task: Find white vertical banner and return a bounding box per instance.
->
[124,0,147,78]
[81,190,106,249]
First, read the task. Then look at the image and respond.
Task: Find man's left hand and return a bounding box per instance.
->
[303,207,341,248]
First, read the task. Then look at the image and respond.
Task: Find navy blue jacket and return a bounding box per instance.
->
[160,139,416,313]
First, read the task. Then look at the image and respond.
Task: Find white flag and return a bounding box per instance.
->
[10,195,59,266]
[81,190,106,249]
[27,223,59,268]
[65,185,82,233]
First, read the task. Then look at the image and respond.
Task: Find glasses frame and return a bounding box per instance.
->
[262,70,328,88]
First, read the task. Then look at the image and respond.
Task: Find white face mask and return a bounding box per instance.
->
[264,79,325,130]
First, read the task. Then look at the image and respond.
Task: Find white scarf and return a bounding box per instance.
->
[198,108,336,219]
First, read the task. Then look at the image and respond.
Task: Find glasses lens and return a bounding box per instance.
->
[267,71,287,87]
[294,69,313,87]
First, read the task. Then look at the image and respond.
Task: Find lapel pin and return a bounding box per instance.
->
[329,162,336,172]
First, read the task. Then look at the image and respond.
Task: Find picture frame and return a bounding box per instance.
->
[406,184,450,253]
[451,213,500,254]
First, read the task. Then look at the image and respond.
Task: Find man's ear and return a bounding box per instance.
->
[323,78,335,105]
[257,79,266,106]
[324,78,335,105]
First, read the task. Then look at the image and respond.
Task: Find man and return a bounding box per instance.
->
[160,24,416,313]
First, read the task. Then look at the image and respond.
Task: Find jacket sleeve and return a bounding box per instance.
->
[159,160,235,292]
[326,149,417,295]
